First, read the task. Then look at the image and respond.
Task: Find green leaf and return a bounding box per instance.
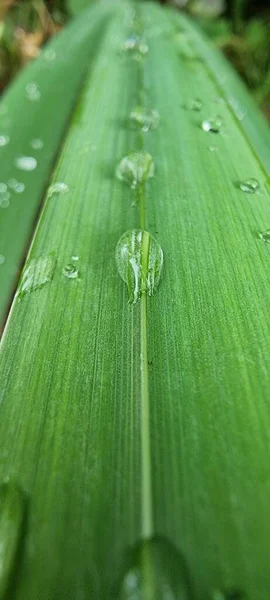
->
[0,2,270,599]
[0,1,113,323]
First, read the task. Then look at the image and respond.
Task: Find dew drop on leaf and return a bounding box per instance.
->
[0,192,11,208]
[123,35,148,58]
[25,82,41,102]
[48,182,69,198]
[239,178,260,194]
[115,536,191,599]
[115,229,163,304]
[201,116,222,133]
[185,98,203,111]
[130,106,160,132]
[15,156,37,172]
[0,135,10,147]
[0,255,5,265]
[0,183,8,193]
[259,229,270,244]
[31,139,44,150]
[0,482,26,599]
[208,145,217,152]
[63,264,79,279]
[18,255,56,299]
[116,152,154,189]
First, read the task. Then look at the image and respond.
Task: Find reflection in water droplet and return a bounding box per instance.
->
[116,152,154,189]
[25,82,41,101]
[185,98,203,111]
[130,107,160,132]
[123,35,148,58]
[0,135,10,147]
[202,117,222,133]
[0,255,5,265]
[48,182,69,198]
[0,183,8,193]
[239,178,259,194]
[259,229,270,244]
[15,156,37,172]
[31,138,44,150]
[0,482,25,599]
[115,230,163,304]
[63,264,79,279]
[18,255,56,298]
[116,536,191,599]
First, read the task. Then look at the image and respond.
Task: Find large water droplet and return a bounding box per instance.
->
[115,536,191,599]
[116,152,154,189]
[259,229,270,244]
[201,117,222,133]
[239,178,260,194]
[123,35,148,58]
[0,135,10,147]
[18,255,56,299]
[30,138,44,150]
[130,107,160,132]
[48,182,69,198]
[0,482,25,599]
[15,156,37,172]
[185,98,203,112]
[63,264,79,279]
[115,229,163,303]
[0,255,5,265]
[25,82,41,102]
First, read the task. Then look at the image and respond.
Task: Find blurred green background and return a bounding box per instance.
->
[0,0,269,119]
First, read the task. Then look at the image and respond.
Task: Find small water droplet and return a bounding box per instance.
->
[25,82,41,102]
[208,145,217,152]
[123,35,148,58]
[115,536,191,599]
[18,255,56,299]
[185,98,203,111]
[30,138,44,150]
[116,152,154,189]
[259,229,270,244]
[44,49,56,61]
[202,116,222,133]
[130,106,160,132]
[48,182,69,198]
[14,182,25,193]
[0,191,11,208]
[0,135,10,147]
[0,183,8,193]
[63,264,79,279]
[0,482,25,598]
[115,229,163,303]
[71,255,79,261]
[239,178,260,194]
[0,255,5,265]
[15,156,37,172]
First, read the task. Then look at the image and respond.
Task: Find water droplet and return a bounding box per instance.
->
[239,178,260,194]
[208,145,217,152]
[48,182,69,198]
[116,152,154,189]
[115,229,163,303]
[71,255,79,261]
[8,179,17,190]
[185,98,203,111]
[115,536,191,599]
[0,255,5,265]
[123,35,148,58]
[202,117,222,133]
[30,138,44,150]
[18,255,56,299]
[0,135,10,147]
[0,183,8,193]
[25,82,41,101]
[0,192,11,208]
[63,264,79,279]
[259,229,270,244]
[44,49,56,61]
[0,482,25,598]
[15,156,37,172]
[130,107,160,132]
